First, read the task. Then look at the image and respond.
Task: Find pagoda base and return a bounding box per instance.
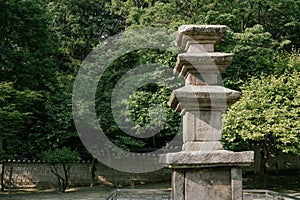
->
[160,150,254,200]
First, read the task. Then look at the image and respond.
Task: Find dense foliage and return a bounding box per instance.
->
[223,52,300,173]
[0,0,61,158]
[0,0,299,175]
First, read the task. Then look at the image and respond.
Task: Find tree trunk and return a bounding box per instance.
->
[62,163,69,192]
[90,157,97,187]
[260,150,268,174]
[260,142,270,187]
[152,136,156,148]
[0,132,5,191]
[50,164,65,192]
[8,165,13,198]
[151,0,155,7]
[48,159,72,193]
[258,1,262,24]
[1,160,4,191]
[241,18,245,32]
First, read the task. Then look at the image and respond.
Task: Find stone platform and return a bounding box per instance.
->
[160,150,254,168]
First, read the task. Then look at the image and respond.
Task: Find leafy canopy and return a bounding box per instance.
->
[223,52,300,155]
[39,147,79,164]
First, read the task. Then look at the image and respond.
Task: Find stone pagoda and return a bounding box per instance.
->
[160,25,254,200]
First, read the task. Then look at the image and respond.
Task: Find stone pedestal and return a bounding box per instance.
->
[160,25,254,200]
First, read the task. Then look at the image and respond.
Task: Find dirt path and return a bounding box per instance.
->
[1,178,299,200]
[0,182,171,200]
[0,185,112,200]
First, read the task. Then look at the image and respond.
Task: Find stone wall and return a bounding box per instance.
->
[0,149,299,188]
[0,160,171,188]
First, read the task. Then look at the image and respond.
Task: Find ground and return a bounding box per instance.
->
[0,185,112,200]
[0,182,170,200]
[0,173,299,200]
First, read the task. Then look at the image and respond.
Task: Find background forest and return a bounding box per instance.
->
[0,0,299,176]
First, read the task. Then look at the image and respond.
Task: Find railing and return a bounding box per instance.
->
[243,190,300,200]
[106,189,300,200]
[106,189,171,200]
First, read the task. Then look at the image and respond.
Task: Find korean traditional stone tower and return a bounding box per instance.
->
[160,25,254,200]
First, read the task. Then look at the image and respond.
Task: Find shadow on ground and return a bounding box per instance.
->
[243,171,300,193]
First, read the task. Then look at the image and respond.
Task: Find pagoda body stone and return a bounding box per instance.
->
[160,25,254,200]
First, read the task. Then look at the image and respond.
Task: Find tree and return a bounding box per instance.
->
[44,73,80,149]
[103,0,295,151]
[115,0,300,48]
[261,0,300,48]
[43,0,126,152]
[0,0,59,90]
[39,147,79,192]
[111,1,295,90]
[0,1,63,190]
[0,82,41,190]
[111,1,185,29]
[218,25,279,90]
[169,0,300,48]
[1,0,298,169]
[46,0,124,71]
[126,86,181,148]
[0,0,66,158]
[223,52,300,175]
[0,82,42,158]
[91,39,182,151]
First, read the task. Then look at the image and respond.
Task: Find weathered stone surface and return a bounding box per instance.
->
[174,85,241,101]
[172,170,185,200]
[176,25,227,51]
[168,85,241,112]
[174,52,234,76]
[182,111,222,143]
[160,150,254,167]
[182,111,196,142]
[231,168,243,200]
[195,111,222,141]
[182,141,223,151]
[185,168,231,200]
[178,25,227,36]
[185,72,221,85]
[186,43,214,53]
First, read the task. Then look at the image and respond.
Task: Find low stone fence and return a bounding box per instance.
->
[1,148,299,188]
[0,158,171,188]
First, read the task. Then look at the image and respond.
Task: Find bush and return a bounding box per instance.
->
[40,147,79,192]
[223,54,300,174]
